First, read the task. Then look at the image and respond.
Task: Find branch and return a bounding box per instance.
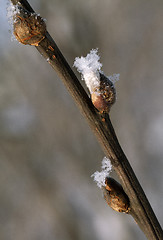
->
[10,1,163,239]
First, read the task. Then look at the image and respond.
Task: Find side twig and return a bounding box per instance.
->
[10,1,163,239]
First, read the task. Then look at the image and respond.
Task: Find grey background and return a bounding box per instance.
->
[0,0,163,239]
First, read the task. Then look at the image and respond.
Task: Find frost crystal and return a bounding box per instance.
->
[7,2,19,25]
[108,73,120,84]
[73,49,102,93]
[73,49,120,94]
[6,2,20,41]
[91,157,112,188]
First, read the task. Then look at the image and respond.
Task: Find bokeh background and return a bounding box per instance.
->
[0,0,163,239]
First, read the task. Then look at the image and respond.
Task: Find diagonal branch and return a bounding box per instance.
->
[10,1,163,239]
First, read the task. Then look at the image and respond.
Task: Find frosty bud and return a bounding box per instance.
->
[91,73,116,113]
[74,49,119,113]
[13,7,46,46]
[103,177,130,213]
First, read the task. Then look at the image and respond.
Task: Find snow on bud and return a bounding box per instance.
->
[7,3,46,46]
[73,49,102,94]
[74,49,119,113]
[91,157,112,188]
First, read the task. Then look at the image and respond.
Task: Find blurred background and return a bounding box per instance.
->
[0,0,163,239]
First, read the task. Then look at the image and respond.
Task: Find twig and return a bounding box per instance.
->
[10,1,163,239]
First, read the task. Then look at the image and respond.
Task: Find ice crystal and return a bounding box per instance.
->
[6,1,20,41]
[91,157,112,188]
[73,49,102,93]
[108,73,120,84]
[74,49,120,94]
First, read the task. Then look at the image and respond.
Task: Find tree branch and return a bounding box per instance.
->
[10,1,163,239]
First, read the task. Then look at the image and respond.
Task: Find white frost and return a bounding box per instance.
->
[108,73,120,84]
[73,49,102,93]
[91,157,112,188]
[7,2,20,24]
[6,1,20,41]
[73,49,120,94]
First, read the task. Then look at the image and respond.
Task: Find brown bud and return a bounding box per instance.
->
[103,177,130,213]
[91,73,116,113]
[13,7,46,46]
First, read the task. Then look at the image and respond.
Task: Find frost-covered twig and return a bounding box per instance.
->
[8,1,163,240]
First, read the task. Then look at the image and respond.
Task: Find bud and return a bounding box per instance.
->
[91,73,116,113]
[103,177,130,213]
[73,49,118,114]
[13,7,46,46]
